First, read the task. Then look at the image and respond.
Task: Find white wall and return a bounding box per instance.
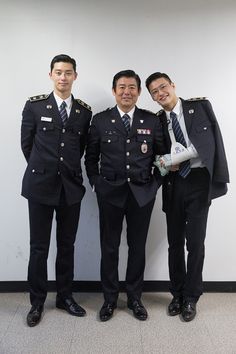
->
[0,0,235,282]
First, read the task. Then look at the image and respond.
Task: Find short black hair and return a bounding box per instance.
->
[145,72,172,92]
[112,70,141,91]
[50,54,77,72]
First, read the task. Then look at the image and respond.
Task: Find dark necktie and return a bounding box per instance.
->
[122,114,131,133]
[59,101,68,125]
[170,111,191,178]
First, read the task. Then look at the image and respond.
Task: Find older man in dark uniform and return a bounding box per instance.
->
[21,54,92,326]
[85,70,166,321]
[146,72,229,322]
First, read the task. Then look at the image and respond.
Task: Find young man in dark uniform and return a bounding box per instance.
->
[21,54,92,326]
[85,70,166,321]
[146,72,229,322]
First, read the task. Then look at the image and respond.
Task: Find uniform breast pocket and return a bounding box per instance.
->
[69,128,84,149]
[195,121,214,145]
[195,121,212,134]
[38,122,55,132]
[101,135,119,149]
[71,127,84,136]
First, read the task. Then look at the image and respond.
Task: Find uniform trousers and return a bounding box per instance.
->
[27,191,81,306]
[166,167,210,302]
[97,189,155,304]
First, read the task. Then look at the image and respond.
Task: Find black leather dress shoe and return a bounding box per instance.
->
[56,296,86,317]
[168,297,183,316]
[27,304,44,327]
[99,302,117,322]
[182,301,196,322]
[127,299,148,321]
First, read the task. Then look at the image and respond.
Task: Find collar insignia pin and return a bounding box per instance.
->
[189,109,194,114]
[46,105,52,109]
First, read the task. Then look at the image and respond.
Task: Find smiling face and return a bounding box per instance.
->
[112,76,141,112]
[49,61,77,99]
[148,77,178,111]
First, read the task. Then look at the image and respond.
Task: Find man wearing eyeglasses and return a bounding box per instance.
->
[146,72,229,322]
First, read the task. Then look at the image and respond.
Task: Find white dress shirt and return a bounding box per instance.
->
[53,92,72,117]
[165,99,204,168]
[117,106,135,127]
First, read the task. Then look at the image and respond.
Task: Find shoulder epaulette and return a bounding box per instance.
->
[29,94,49,102]
[156,109,164,116]
[76,98,92,111]
[186,97,207,102]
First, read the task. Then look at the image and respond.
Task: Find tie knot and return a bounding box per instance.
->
[60,101,67,109]
[123,113,130,120]
[170,111,177,119]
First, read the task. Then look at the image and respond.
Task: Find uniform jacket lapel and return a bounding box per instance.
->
[181,98,194,135]
[110,106,127,135]
[159,110,171,150]
[46,92,63,127]
[129,107,141,137]
[65,95,81,127]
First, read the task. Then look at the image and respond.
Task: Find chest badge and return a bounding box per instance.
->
[141,141,148,154]
[111,119,116,123]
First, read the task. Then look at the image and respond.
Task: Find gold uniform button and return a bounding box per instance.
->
[60,157,64,161]
[43,127,46,131]
[126,165,130,169]
[126,139,130,143]
[32,169,35,173]
[61,142,64,147]
[126,152,130,156]
[62,128,65,133]
[127,178,131,182]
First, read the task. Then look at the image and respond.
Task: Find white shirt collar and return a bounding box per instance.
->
[53,92,72,109]
[116,105,135,119]
[165,98,182,119]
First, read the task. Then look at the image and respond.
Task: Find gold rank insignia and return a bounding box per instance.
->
[29,94,49,102]
[186,97,207,101]
[75,98,92,111]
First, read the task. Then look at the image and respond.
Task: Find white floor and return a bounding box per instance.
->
[0,292,236,354]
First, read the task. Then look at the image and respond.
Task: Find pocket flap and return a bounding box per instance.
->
[101,135,118,143]
[136,135,152,142]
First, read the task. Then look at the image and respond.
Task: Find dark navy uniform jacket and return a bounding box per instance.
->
[159,98,229,212]
[21,92,92,206]
[85,105,166,208]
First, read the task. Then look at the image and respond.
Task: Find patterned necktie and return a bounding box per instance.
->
[122,114,131,133]
[59,101,68,125]
[170,111,191,178]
